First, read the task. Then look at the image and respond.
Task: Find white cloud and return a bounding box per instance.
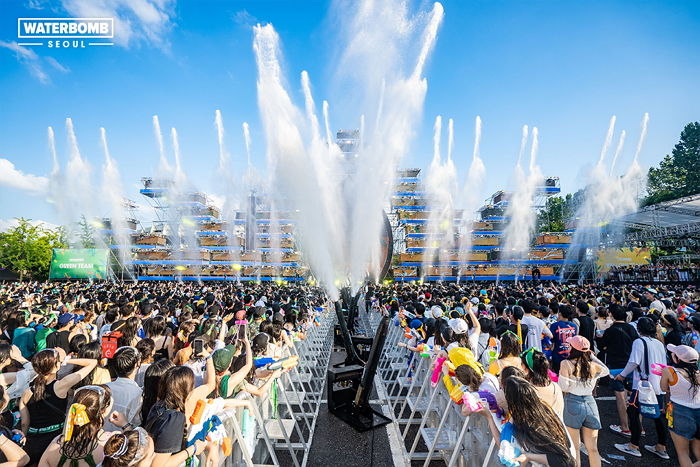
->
[61,0,177,49]
[0,41,69,85]
[0,158,49,195]
[45,56,70,73]
[0,218,58,233]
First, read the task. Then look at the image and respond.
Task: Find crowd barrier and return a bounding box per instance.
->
[607,266,699,283]
[193,302,335,467]
[362,299,499,467]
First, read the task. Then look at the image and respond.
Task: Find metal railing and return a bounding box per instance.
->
[193,302,335,466]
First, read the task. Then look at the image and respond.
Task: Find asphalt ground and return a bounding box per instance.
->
[306,347,395,467]
[592,377,680,467]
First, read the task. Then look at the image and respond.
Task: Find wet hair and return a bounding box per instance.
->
[567,348,593,384]
[559,305,575,321]
[252,333,270,356]
[661,313,681,332]
[105,307,119,324]
[102,429,146,467]
[136,338,155,363]
[455,364,482,392]
[596,306,608,319]
[77,341,103,388]
[479,318,496,338]
[30,349,60,401]
[69,334,88,355]
[110,346,140,378]
[576,300,589,314]
[637,316,656,337]
[511,305,524,321]
[0,343,12,365]
[141,359,174,422]
[499,365,525,385]
[504,377,575,466]
[144,316,166,338]
[118,316,140,347]
[611,305,628,322]
[158,366,194,413]
[523,350,550,387]
[60,385,112,460]
[499,331,521,359]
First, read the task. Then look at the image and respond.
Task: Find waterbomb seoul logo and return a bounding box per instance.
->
[17,18,114,48]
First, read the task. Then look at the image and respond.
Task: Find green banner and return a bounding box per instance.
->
[49,248,109,280]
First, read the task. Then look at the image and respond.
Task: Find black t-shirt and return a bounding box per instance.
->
[600,322,639,369]
[145,401,185,454]
[576,315,595,344]
[45,330,70,353]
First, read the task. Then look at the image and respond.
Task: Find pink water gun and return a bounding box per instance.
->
[431,357,447,387]
[651,363,670,376]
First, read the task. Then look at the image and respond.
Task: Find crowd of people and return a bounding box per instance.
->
[607,263,700,283]
[0,281,326,467]
[373,281,700,466]
[1,278,699,467]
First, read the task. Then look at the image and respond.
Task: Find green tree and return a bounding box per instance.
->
[0,218,67,280]
[77,215,97,248]
[645,122,700,205]
[537,191,583,232]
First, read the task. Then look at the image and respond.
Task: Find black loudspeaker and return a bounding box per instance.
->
[326,316,392,432]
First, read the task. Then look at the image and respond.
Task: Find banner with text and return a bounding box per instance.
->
[49,248,109,280]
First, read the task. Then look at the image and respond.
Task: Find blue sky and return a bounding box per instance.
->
[1,0,699,229]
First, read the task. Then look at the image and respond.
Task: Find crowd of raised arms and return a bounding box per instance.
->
[369,281,700,467]
[0,282,327,467]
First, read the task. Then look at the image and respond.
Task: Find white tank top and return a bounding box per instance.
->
[670,368,700,409]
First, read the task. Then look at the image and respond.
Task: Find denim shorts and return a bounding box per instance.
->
[669,402,700,440]
[609,376,631,392]
[563,393,602,430]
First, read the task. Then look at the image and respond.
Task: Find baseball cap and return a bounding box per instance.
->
[667,344,699,363]
[448,318,468,335]
[429,306,443,319]
[212,345,236,372]
[57,313,76,326]
[409,319,423,329]
[566,335,591,353]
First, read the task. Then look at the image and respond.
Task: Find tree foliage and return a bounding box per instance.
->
[0,218,67,280]
[645,122,700,206]
[537,191,583,232]
[77,215,97,249]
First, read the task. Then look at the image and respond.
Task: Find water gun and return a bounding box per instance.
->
[416,343,433,358]
[475,391,501,414]
[462,391,483,412]
[651,363,670,376]
[268,355,299,371]
[485,337,500,365]
[431,357,447,387]
[450,385,466,404]
[253,355,299,370]
[474,391,505,419]
[548,369,559,383]
[498,422,522,467]
[187,398,232,457]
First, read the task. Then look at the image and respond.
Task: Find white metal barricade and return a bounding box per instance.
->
[196,303,335,467]
[368,305,499,467]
